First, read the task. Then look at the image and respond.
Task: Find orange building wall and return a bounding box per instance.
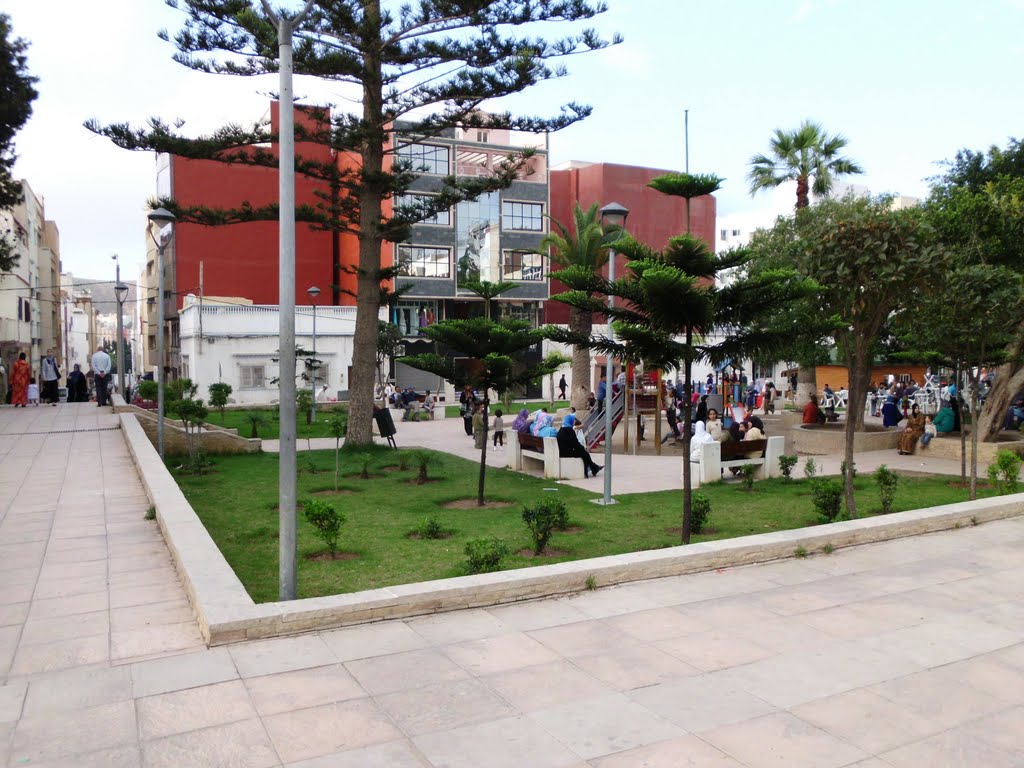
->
[814,364,929,392]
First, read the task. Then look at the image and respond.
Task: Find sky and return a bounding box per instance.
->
[6,0,1024,280]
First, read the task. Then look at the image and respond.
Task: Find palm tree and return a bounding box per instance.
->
[542,203,613,411]
[748,120,864,210]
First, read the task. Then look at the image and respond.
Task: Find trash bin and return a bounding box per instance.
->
[373,407,397,448]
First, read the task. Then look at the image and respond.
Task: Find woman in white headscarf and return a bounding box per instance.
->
[689,420,717,461]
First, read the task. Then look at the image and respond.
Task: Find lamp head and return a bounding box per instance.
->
[147,208,176,226]
[307,285,321,299]
[599,202,630,229]
[115,283,129,305]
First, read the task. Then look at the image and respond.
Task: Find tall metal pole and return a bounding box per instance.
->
[684,109,690,173]
[263,0,315,602]
[115,258,125,399]
[311,299,317,423]
[156,242,166,459]
[602,247,616,505]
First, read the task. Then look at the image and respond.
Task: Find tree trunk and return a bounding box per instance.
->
[346,24,386,446]
[568,306,593,412]
[681,342,693,544]
[795,175,810,210]
[655,375,662,456]
[334,438,340,492]
[843,340,871,518]
[975,360,1024,442]
[969,368,982,500]
[957,364,967,486]
[795,364,816,407]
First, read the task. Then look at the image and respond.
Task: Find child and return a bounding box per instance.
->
[492,408,504,448]
[27,377,40,406]
[920,415,937,447]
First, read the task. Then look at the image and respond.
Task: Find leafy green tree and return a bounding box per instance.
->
[168,379,209,469]
[403,316,562,506]
[375,321,403,390]
[542,203,617,411]
[926,138,1024,441]
[748,120,864,210]
[208,382,232,421]
[326,411,347,491]
[0,13,38,271]
[795,195,948,517]
[86,1,618,448]
[543,350,572,407]
[553,173,811,542]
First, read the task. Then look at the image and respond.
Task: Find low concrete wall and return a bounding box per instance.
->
[118,406,1024,645]
[791,424,900,455]
[124,406,261,455]
[919,433,1024,464]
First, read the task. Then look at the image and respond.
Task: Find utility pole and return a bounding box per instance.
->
[684,108,690,173]
[261,0,316,602]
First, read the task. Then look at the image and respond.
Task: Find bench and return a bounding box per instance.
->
[682,436,785,488]
[508,432,586,480]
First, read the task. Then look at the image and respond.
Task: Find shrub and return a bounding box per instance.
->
[296,389,314,425]
[412,450,433,484]
[397,451,412,471]
[691,492,711,535]
[874,464,899,514]
[208,382,232,420]
[244,411,269,439]
[144,505,156,521]
[464,537,510,574]
[841,459,857,479]
[353,452,373,479]
[803,458,818,480]
[778,455,798,481]
[522,499,568,555]
[415,516,448,539]
[739,463,757,491]
[987,449,1022,495]
[302,498,346,557]
[138,380,158,401]
[811,479,844,523]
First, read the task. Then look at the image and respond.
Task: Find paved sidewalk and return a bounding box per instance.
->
[3,404,1024,766]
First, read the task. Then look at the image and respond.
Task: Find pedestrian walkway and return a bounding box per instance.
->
[2,403,1023,766]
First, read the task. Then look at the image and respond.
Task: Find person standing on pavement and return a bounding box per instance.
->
[40,349,61,405]
[10,352,30,407]
[91,346,113,407]
[67,364,88,402]
[557,374,567,400]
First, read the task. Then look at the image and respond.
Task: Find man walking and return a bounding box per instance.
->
[40,349,61,405]
[91,345,113,407]
[558,374,567,401]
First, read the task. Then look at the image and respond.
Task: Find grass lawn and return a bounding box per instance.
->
[207,406,349,440]
[174,447,998,603]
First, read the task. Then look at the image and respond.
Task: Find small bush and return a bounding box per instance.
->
[778,455,798,481]
[585,575,598,591]
[987,449,1022,495]
[244,411,270,439]
[144,505,156,521]
[208,382,232,419]
[302,498,346,557]
[822,543,834,555]
[522,499,569,555]
[397,451,412,471]
[874,464,899,514]
[138,380,158,401]
[691,492,711,535]
[415,517,447,539]
[353,452,373,479]
[739,464,757,491]
[412,450,433,484]
[803,458,818,480]
[464,537,510,574]
[841,459,857,479]
[811,479,844,523]
[296,389,314,425]
[794,545,808,558]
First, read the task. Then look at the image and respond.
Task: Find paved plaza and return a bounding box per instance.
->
[1,403,1023,766]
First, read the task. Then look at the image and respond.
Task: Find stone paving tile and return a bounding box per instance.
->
[244,663,365,716]
[0,680,27,723]
[700,711,869,768]
[10,699,138,765]
[570,643,702,691]
[484,596,591,631]
[229,634,338,679]
[588,734,746,768]
[16,744,144,768]
[865,667,1008,732]
[406,607,510,645]
[110,621,205,661]
[142,718,279,768]
[441,631,560,676]
[879,727,1021,768]
[481,659,615,712]
[652,628,776,672]
[284,739,428,768]
[628,673,779,734]
[136,679,256,740]
[413,715,582,768]
[262,698,402,764]
[22,665,133,717]
[9,633,110,676]
[604,606,714,642]
[377,677,516,736]
[345,648,471,696]
[130,646,240,699]
[319,620,429,662]
[19,609,109,645]
[527,619,639,659]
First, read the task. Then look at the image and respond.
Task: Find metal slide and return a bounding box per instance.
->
[581,388,625,451]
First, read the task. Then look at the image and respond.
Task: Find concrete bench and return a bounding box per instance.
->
[682,436,785,488]
[508,432,586,480]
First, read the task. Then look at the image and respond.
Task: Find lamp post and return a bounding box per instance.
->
[597,202,629,506]
[114,277,129,401]
[147,207,176,460]
[260,0,315,602]
[307,285,320,423]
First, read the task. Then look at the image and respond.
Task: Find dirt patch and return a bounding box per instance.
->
[516,548,569,558]
[406,477,441,485]
[947,480,994,489]
[342,472,386,480]
[558,526,585,534]
[665,527,718,536]
[379,466,409,473]
[305,551,360,562]
[311,489,357,496]
[441,499,514,510]
[406,532,453,540]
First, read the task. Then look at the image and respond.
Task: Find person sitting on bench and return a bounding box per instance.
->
[556,411,602,478]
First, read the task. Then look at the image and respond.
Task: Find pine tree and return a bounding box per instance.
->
[86,1,618,446]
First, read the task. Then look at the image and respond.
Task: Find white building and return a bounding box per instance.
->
[178,297,373,405]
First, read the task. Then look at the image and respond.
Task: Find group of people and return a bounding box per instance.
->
[509,405,603,477]
[6,346,114,408]
[687,408,767,462]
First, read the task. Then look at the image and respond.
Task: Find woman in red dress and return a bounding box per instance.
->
[11,352,30,407]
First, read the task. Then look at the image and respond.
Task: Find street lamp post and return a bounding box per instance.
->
[114,278,129,402]
[147,208,176,460]
[597,202,629,506]
[260,0,316,602]
[308,285,320,423]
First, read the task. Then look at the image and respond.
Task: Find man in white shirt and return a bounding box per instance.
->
[91,346,113,407]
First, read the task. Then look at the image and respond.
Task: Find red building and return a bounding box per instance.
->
[545,160,716,325]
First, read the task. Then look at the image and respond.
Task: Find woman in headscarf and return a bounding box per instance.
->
[511,408,531,434]
[530,408,550,436]
[897,403,925,455]
[11,352,29,407]
[743,416,766,458]
[695,395,709,424]
[689,420,717,461]
[472,402,487,449]
[459,385,476,436]
[881,394,903,428]
[533,411,557,438]
[556,416,602,477]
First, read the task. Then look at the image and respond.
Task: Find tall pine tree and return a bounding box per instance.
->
[87,0,618,444]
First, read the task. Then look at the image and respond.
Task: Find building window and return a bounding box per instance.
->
[397,245,451,279]
[476,131,488,143]
[501,201,544,231]
[395,142,450,175]
[394,193,451,226]
[501,250,543,281]
[240,365,265,389]
[306,362,329,390]
[720,229,728,240]
[395,300,439,336]
[731,229,741,237]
